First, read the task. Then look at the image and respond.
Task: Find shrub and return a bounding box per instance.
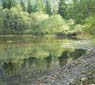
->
[83,16,95,36]
[39,14,64,34]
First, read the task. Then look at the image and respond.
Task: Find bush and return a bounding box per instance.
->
[83,16,95,36]
[30,12,49,34]
[0,5,83,35]
[39,14,65,34]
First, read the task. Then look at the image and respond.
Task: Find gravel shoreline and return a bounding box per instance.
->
[31,48,95,85]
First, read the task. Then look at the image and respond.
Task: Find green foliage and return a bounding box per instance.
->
[35,0,45,12]
[38,15,82,34]
[58,0,67,18]
[67,0,95,23]
[2,0,7,9]
[84,15,95,35]
[0,0,94,35]
[20,0,26,11]
[38,14,64,34]
[0,6,33,34]
[45,0,52,16]
[30,12,49,34]
[27,0,32,13]
[2,0,16,9]
[0,5,82,35]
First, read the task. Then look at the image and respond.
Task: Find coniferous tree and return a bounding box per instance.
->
[20,0,26,11]
[58,0,67,18]
[27,0,32,13]
[2,0,7,9]
[8,0,16,9]
[45,0,52,15]
[2,0,16,9]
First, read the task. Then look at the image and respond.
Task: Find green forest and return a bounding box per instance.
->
[0,0,95,36]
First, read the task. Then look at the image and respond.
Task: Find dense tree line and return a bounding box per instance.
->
[1,0,53,14]
[1,0,95,19]
[0,0,95,35]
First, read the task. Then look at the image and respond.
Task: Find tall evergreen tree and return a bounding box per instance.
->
[2,0,16,9]
[45,0,52,15]
[20,0,26,11]
[27,0,32,13]
[58,0,67,18]
[2,0,7,9]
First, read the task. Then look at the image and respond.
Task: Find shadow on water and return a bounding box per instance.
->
[3,60,18,75]
[21,57,35,69]
[73,49,87,59]
[45,54,52,68]
[58,51,68,67]
[58,49,87,67]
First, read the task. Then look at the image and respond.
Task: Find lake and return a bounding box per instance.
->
[0,36,94,85]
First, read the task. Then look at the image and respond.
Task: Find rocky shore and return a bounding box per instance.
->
[31,48,95,85]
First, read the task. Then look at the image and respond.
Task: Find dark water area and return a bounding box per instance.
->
[0,36,94,85]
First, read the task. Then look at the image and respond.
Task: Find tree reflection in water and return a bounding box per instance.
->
[2,49,87,75]
[45,53,52,68]
[58,49,87,67]
[3,59,20,75]
[0,36,89,85]
[58,51,68,67]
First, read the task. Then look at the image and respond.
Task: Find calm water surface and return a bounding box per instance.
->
[0,36,94,85]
